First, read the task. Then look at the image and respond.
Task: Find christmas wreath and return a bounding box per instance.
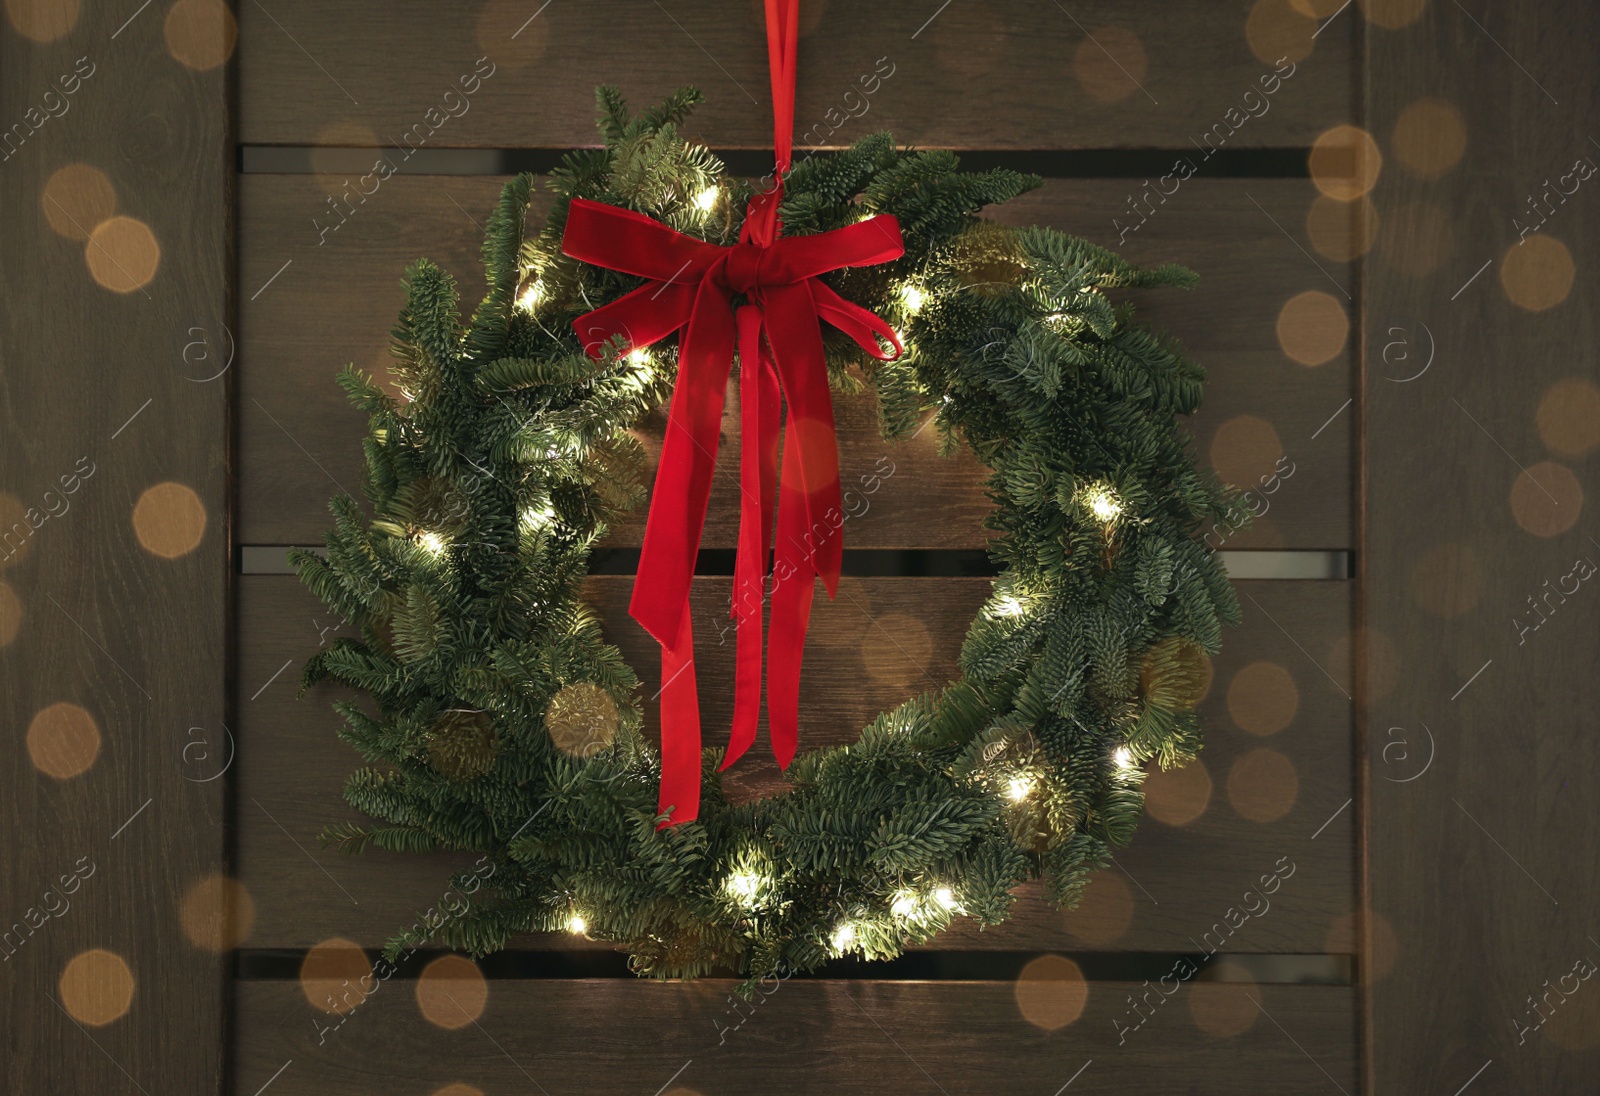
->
[296,61,1241,980]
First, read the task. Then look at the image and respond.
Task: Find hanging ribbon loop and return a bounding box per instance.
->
[560,0,905,826]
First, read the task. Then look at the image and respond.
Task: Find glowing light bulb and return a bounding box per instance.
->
[417,531,447,556]
[694,186,718,212]
[1113,746,1135,770]
[897,284,926,314]
[521,504,556,531]
[1006,776,1034,802]
[831,922,856,951]
[567,912,587,935]
[891,892,918,917]
[626,347,651,368]
[726,871,762,904]
[1084,484,1123,523]
[933,886,959,911]
[517,281,546,311]
[997,596,1025,617]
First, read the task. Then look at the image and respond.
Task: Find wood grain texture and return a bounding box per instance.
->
[238,0,1353,150]
[234,977,1358,1095]
[238,575,1352,954]
[1364,3,1600,1093]
[238,175,1354,549]
[0,8,230,1095]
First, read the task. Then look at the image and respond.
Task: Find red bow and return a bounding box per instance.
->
[561,193,905,826]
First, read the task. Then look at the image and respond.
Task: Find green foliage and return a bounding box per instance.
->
[300,86,1240,985]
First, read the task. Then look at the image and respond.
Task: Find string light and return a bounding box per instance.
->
[725,871,763,904]
[1005,775,1034,802]
[932,886,960,912]
[521,504,556,531]
[626,347,652,368]
[830,922,857,952]
[1113,746,1135,771]
[567,912,588,935]
[417,531,447,556]
[1082,483,1123,523]
[891,891,918,917]
[996,595,1025,617]
[517,280,546,311]
[693,186,718,212]
[897,284,926,315]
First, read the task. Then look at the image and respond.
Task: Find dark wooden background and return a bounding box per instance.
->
[2,1,1594,1092]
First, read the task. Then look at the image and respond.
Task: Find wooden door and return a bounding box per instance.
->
[4,2,1595,1093]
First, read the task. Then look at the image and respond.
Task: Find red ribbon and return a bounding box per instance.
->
[560,0,905,826]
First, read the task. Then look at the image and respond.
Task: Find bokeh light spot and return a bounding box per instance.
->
[132,481,207,558]
[1228,661,1299,736]
[86,216,161,293]
[1327,910,1398,982]
[1073,27,1149,103]
[1143,758,1212,827]
[1209,415,1284,489]
[1227,748,1299,823]
[1307,192,1379,260]
[42,164,118,241]
[1500,235,1575,311]
[1391,97,1466,178]
[300,938,372,1015]
[1536,378,1600,458]
[0,580,22,646]
[0,491,36,568]
[164,0,237,71]
[1246,0,1316,65]
[1510,461,1582,537]
[860,612,934,687]
[1276,290,1348,365]
[1014,954,1089,1031]
[5,0,79,41]
[180,875,255,952]
[1310,125,1382,201]
[59,949,134,1026]
[476,0,551,71]
[416,954,489,1029]
[311,121,383,197]
[1061,872,1135,947]
[27,702,100,779]
[1189,962,1260,1037]
[1359,0,1428,29]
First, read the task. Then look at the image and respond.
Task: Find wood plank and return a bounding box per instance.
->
[0,7,229,1094]
[238,175,1353,549]
[233,978,1357,1095]
[1365,2,1600,1093]
[238,576,1352,954]
[239,0,1353,151]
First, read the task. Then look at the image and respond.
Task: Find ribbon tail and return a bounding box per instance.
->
[656,607,701,828]
[629,274,736,642]
[810,279,903,361]
[764,285,845,596]
[630,273,735,827]
[727,306,778,770]
[768,412,816,772]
